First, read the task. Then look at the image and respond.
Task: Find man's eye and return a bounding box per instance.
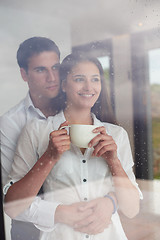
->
[52,64,60,71]
[35,67,45,73]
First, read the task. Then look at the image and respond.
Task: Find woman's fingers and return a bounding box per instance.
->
[58,120,69,130]
[88,127,118,159]
[47,122,71,158]
[92,140,117,157]
[89,126,110,147]
[92,126,106,135]
[50,130,69,141]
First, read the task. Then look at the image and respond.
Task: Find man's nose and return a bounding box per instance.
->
[46,69,57,82]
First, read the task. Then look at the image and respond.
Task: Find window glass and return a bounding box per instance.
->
[98,56,110,96]
[1,1,160,240]
[149,49,160,179]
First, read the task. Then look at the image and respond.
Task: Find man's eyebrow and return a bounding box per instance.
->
[53,63,60,66]
[52,63,60,68]
[33,66,46,70]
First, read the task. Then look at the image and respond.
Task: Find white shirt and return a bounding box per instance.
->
[7,111,142,240]
[1,93,59,229]
[0,92,46,186]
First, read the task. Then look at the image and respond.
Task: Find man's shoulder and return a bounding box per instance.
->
[0,98,26,128]
[1,98,26,117]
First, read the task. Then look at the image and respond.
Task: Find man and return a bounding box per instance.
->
[0,36,61,240]
[1,37,96,240]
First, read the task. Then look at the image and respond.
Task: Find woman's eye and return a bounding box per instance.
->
[74,78,84,82]
[92,77,100,82]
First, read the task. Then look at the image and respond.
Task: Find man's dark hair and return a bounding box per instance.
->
[17,37,60,72]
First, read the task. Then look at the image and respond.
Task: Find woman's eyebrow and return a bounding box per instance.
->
[73,74,85,77]
[73,74,100,77]
[92,74,100,77]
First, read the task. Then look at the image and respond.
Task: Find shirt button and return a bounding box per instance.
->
[82,160,86,163]
[83,179,87,182]
[85,235,89,238]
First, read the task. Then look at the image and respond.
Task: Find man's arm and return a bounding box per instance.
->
[0,114,22,187]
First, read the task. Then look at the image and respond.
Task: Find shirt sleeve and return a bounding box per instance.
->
[0,114,23,187]
[8,123,38,181]
[5,122,61,231]
[14,197,61,232]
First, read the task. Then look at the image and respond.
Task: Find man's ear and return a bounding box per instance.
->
[20,68,28,82]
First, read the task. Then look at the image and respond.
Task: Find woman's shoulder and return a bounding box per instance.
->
[93,113,127,136]
[103,121,124,131]
[102,121,128,139]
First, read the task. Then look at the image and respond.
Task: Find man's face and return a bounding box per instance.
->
[21,51,60,103]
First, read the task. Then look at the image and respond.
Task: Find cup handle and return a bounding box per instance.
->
[59,125,71,130]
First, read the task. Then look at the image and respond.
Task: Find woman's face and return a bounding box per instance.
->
[62,61,101,110]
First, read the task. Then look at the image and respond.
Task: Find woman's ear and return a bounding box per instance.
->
[61,80,66,92]
[20,68,28,82]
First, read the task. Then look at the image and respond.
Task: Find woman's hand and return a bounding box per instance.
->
[89,126,118,165]
[46,121,71,161]
[73,197,113,235]
[89,127,140,219]
[55,202,93,228]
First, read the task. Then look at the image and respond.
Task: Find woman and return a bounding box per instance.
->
[4,53,142,240]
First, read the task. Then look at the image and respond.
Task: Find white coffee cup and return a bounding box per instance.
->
[61,124,99,148]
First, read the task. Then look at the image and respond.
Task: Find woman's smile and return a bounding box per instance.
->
[78,92,95,97]
[62,61,101,110]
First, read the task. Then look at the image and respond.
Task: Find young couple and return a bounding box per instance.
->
[2,37,142,240]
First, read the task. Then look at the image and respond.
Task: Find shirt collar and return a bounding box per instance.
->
[24,92,46,119]
[91,112,105,127]
[50,110,66,130]
[52,111,105,129]
[24,92,35,111]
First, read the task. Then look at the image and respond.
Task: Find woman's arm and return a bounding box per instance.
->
[89,126,140,218]
[4,121,70,218]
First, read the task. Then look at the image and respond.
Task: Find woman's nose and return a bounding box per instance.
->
[83,80,92,91]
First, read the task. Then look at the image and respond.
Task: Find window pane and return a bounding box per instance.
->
[149,49,160,179]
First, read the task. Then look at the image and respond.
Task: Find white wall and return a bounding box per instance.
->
[112,34,134,152]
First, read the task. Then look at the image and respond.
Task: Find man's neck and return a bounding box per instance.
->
[30,94,56,118]
[40,105,56,118]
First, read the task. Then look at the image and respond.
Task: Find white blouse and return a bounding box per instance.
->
[7,111,142,240]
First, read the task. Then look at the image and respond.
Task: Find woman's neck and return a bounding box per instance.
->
[64,106,93,125]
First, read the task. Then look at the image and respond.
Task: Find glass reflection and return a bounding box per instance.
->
[149,49,160,179]
[1,1,160,240]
